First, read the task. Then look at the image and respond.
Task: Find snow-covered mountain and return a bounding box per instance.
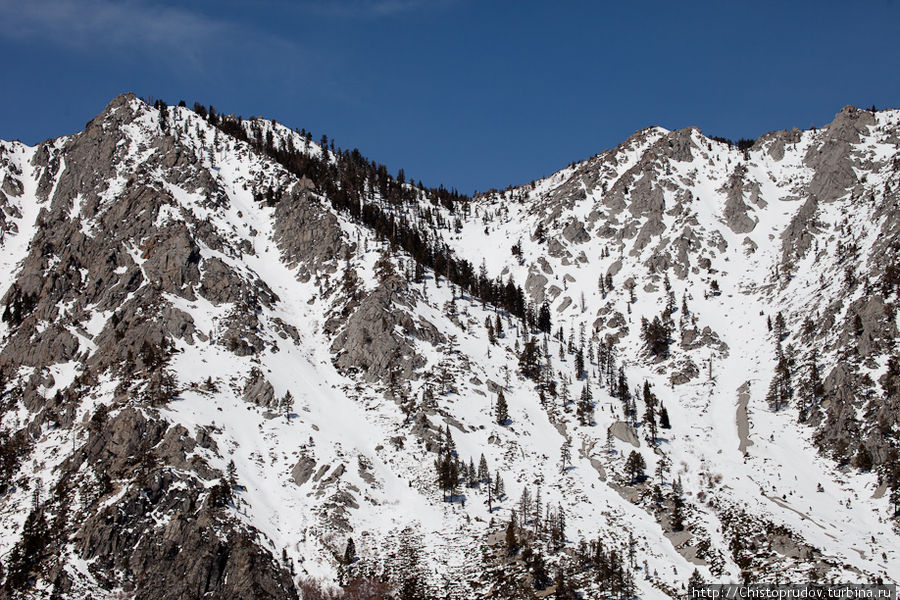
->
[0,94,898,599]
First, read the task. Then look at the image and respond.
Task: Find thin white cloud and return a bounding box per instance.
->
[299,0,460,18]
[0,0,227,52]
[0,0,316,79]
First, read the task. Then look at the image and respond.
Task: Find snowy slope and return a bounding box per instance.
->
[0,97,898,599]
[440,109,900,578]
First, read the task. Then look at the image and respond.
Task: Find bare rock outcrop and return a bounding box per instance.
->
[243,368,277,408]
[525,269,549,304]
[292,454,318,487]
[330,276,443,382]
[780,195,819,269]
[562,218,590,243]
[608,421,640,447]
[272,184,347,282]
[804,105,875,203]
[720,165,758,234]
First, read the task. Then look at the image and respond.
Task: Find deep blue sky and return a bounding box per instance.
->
[1,0,898,193]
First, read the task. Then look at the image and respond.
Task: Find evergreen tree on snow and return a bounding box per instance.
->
[577,379,593,425]
[659,404,671,429]
[495,389,509,425]
[687,568,706,594]
[624,450,646,484]
[559,440,571,472]
[281,391,293,422]
[343,537,356,565]
[477,453,490,483]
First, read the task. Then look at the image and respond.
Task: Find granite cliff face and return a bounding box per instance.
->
[0,96,898,599]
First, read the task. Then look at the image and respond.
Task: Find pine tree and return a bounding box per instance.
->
[556,505,565,546]
[559,441,571,472]
[281,391,294,422]
[495,389,509,425]
[395,527,426,600]
[478,453,489,483]
[665,288,677,320]
[798,349,823,422]
[625,394,637,424]
[655,453,670,485]
[617,366,628,401]
[642,381,658,442]
[559,378,570,411]
[519,487,532,526]
[4,508,50,590]
[687,569,706,595]
[156,99,169,132]
[604,431,615,454]
[505,515,518,555]
[766,350,793,411]
[226,460,237,487]
[443,423,455,455]
[547,504,566,551]
[577,380,593,425]
[574,348,584,379]
[434,450,460,501]
[641,315,671,357]
[624,451,646,484]
[774,311,786,341]
[31,478,42,512]
[671,496,685,531]
[343,537,356,565]
[644,404,657,443]
[659,404,671,429]
[519,339,541,380]
[537,302,552,333]
[530,548,550,590]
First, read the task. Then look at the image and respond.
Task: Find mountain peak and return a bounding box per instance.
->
[0,98,898,598]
